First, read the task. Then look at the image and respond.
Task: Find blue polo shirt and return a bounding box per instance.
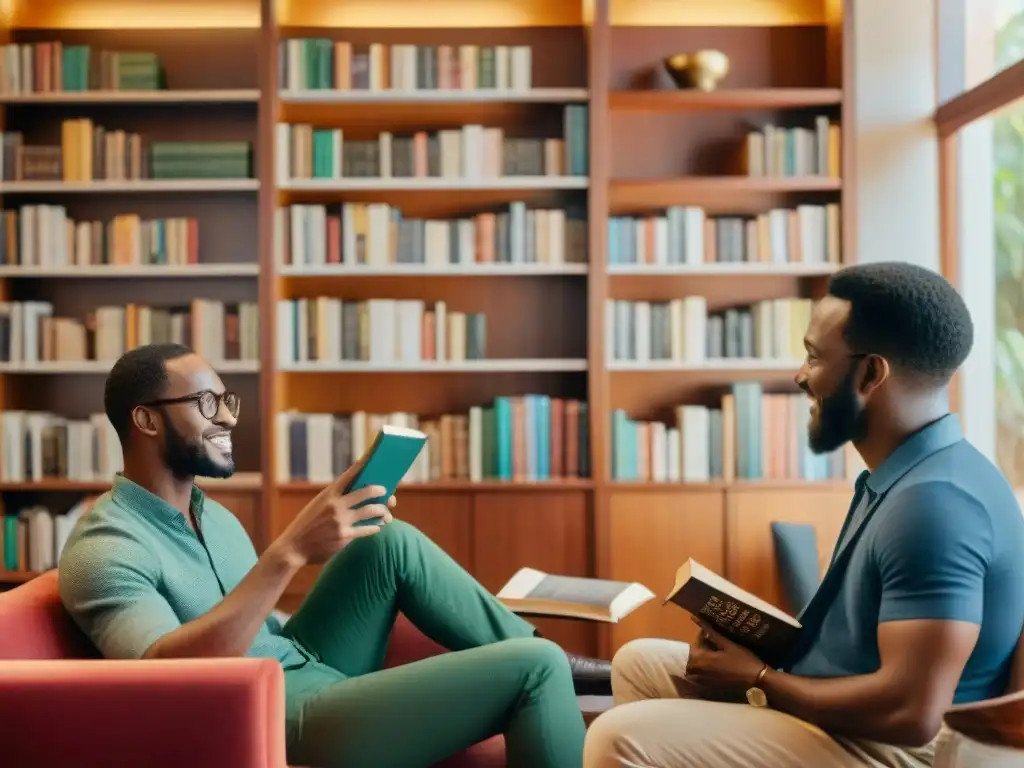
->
[788,415,1024,704]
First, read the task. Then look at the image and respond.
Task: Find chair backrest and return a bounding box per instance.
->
[770,522,821,615]
[0,570,99,659]
[1006,624,1024,695]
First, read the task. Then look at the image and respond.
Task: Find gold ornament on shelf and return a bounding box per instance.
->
[663,50,731,92]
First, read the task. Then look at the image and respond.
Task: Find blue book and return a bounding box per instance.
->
[344,425,427,526]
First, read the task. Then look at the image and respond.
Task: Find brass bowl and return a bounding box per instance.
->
[663,49,730,91]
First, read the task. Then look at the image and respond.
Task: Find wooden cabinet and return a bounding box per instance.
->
[606,489,725,650]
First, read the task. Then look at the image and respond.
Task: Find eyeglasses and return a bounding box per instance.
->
[142,390,241,420]
[803,351,869,367]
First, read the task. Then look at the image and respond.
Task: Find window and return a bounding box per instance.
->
[992,91,1024,488]
[940,0,1024,99]
[938,2,1024,492]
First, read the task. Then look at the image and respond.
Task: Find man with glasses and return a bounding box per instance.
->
[57,343,607,768]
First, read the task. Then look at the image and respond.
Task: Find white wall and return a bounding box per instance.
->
[851,0,939,271]
[850,0,996,460]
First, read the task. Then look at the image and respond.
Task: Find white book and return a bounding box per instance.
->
[498,567,656,624]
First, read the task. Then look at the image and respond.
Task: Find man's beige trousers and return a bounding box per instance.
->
[583,638,949,768]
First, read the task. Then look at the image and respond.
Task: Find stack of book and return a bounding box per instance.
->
[149,141,252,180]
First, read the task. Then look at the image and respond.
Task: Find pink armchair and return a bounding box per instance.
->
[0,571,505,768]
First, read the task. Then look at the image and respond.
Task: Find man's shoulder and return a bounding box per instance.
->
[889,440,1018,516]
[59,492,156,570]
[874,444,1022,555]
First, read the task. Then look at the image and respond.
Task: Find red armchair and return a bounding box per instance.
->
[0,571,506,768]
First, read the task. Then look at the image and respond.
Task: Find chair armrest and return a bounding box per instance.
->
[0,657,287,768]
[943,689,1024,750]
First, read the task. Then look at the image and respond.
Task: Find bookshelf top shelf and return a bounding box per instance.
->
[0,90,260,104]
[610,177,841,210]
[0,472,263,493]
[0,180,259,194]
[0,264,260,278]
[279,88,588,105]
[279,359,588,373]
[610,88,843,112]
[0,361,260,374]
[607,263,837,277]
[278,178,588,193]
[278,264,588,278]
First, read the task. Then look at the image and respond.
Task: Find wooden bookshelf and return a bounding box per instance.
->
[0,0,858,660]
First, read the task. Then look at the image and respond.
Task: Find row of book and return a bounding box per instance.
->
[0,299,259,364]
[0,43,162,94]
[279,39,535,92]
[2,501,91,574]
[5,206,199,268]
[606,298,812,363]
[0,398,854,490]
[607,204,841,267]
[742,118,841,178]
[277,107,589,179]
[277,202,587,269]
[277,397,590,483]
[612,384,854,482]
[0,411,122,483]
[1,128,252,182]
[277,298,486,365]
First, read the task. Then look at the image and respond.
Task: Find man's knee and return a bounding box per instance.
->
[496,637,573,688]
[358,518,419,555]
[583,704,646,768]
[511,636,570,670]
[611,638,662,689]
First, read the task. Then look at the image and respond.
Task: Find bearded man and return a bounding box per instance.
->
[583,262,1024,768]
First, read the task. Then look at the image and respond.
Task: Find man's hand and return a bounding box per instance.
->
[272,458,397,568]
[680,617,766,702]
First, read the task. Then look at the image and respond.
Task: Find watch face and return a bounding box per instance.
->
[746,687,768,708]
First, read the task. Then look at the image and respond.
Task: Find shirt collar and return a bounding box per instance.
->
[111,473,206,523]
[864,413,963,496]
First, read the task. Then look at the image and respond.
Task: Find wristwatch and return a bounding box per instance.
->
[746,663,770,707]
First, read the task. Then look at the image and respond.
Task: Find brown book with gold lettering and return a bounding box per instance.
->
[665,558,802,666]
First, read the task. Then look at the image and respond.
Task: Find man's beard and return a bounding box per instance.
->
[807,364,869,454]
[163,421,235,480]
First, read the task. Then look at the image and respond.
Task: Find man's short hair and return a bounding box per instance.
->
[827,261,974,385]
[103,343,194,441]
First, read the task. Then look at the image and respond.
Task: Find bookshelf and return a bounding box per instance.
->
[0,0,858,661]
[0,9,266,591]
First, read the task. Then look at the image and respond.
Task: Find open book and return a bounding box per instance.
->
[497,567,656,623]
[666,559,802,665]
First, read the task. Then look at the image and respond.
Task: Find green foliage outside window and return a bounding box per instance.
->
[994,11,1024,484]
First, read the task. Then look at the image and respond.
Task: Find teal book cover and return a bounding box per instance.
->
[345,425,427,525]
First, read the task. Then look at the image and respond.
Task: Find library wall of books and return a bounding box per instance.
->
[0,0,857,657]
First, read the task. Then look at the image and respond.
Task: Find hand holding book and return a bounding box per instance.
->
[681,614,769,702]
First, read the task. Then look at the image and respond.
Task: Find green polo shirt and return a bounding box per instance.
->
[58,474,344,742]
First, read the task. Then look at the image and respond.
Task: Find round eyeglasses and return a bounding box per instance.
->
[142,389,241,420]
